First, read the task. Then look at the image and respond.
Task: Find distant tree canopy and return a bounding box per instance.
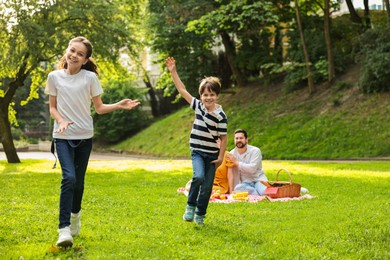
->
[0,0,146,163]
[147,0,390,95]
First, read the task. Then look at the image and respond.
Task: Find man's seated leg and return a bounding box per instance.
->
[255,181,267,195]
[234,182,256,195]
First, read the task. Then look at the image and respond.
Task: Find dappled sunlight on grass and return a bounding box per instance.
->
[88,159,192,173]
[264,160,390,179]
[0,159,60,175]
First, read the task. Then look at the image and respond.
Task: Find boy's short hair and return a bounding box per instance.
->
[199,76,221,95]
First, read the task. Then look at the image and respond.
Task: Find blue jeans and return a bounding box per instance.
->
[187,150,218,216]
[55,138,92,228]
[234,181,267,195]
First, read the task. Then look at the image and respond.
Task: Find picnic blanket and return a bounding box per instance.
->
[177,187,314,203]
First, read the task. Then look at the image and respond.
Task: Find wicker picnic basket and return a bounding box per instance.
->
[263,168,301,198]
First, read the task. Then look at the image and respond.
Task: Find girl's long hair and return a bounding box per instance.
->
[57,36,98,75]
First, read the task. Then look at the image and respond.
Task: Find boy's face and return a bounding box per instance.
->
[200,88,218,110]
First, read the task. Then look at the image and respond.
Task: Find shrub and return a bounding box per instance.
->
[357,28,390,93]
[93,80,150,144]
[283,14,359,92]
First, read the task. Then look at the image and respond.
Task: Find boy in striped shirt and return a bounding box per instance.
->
[165,57,227,225]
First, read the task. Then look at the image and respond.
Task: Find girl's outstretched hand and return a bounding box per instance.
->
[118,99,141,110]
[165,57,176,72]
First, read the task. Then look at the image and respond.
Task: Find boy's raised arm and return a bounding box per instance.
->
[165,57,193,104]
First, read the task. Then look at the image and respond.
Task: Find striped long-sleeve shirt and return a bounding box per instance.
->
[189,98,228,154]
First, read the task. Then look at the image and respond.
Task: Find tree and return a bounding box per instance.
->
[385,0,390,27]
[0,0,144,163]
[147,0,219,100]
[186,0,279,87]
[294,0,314,93]
[345,0,363,25]
[323,0,335,83]
[344,0,370,32]
[363,0,372,29]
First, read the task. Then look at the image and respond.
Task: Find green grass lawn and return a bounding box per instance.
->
[0,159,389,259]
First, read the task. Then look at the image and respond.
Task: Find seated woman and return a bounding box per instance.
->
[212,152,235,194]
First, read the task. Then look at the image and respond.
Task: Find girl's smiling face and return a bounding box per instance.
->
[65,42,88,71]
[200,88,218,111]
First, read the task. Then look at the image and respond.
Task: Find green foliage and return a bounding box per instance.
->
[93,80,150,144]
[282,66,308,93]
[0,0,156,164]
[10,127,26,141]
[366,10,389,28]
[330,14,361,68]
[0,160,389,259]
[284,15,328,91]
[0,0,146,156]
[187,0,278,33]
[186,0,281,80]
[147,0,218,98]
[13,83,47,133]
[333,80,352,91]
[0,0,144,95]
[283,13,359,92]
[357,28,390,93]
[235,29,274,78]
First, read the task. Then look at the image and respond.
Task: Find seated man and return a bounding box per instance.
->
[226,129,268,195]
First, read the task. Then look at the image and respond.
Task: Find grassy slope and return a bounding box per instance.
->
[114,64,390,160]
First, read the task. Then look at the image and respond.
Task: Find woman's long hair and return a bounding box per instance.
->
[57,36,98,75]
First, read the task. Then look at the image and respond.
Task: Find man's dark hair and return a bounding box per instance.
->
[234,129,247,138]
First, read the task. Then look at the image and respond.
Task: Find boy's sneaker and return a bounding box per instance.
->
[182,205,195,221]
[56,226,73,247]
[194,214,205,226]
[70,211,81,236]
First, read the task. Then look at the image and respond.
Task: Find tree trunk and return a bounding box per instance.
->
[345,0,362,23]
[385,0,390,27]
[345,0,364,32]
[142,74,160,118]
[219,31,247,87]
[0,54,30,163]
[273,26,284,65]
[0,105,20,163]
[324,0,335,83]
[363,0,372,29]
[294,0,315,94]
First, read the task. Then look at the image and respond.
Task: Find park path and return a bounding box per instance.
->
[1,151,389,162]
[0,151,156,161]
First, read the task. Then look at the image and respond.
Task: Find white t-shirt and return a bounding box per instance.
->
[230,144,267,183]
[45,69,103,139]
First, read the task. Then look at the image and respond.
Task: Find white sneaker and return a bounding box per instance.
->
[56,226,73,247]
[70,211,81,236]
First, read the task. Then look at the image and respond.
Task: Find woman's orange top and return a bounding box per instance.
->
[212,151,235,194]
